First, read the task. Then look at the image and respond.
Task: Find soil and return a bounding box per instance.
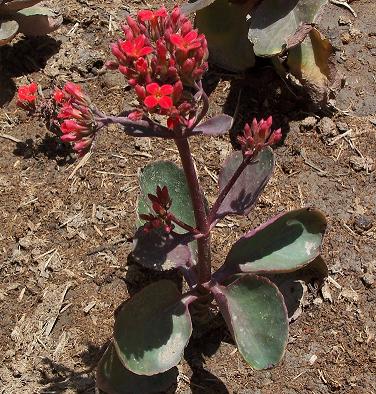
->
[0,0,375,393]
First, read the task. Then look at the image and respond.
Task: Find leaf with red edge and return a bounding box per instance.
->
[114,280,193,376]
[190,114,233,136]
[215,147,274,221]
[215,208,327,279]
[212,274,288,370]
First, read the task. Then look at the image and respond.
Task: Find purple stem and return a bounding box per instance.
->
[208,155,252,226]
[175,138,211,283]
[94,111,173,139]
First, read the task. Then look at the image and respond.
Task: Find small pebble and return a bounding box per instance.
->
[336,121,349,133]
[362,273,375,288]
[300,116,318,131]
[353,214,373,233]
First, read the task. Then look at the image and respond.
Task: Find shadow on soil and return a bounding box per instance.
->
[202,60,333,148]
[0,36,61,107]
[38,342,107,393]
[13,133,75,165]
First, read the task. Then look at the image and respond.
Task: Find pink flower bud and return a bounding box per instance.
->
[172,80,183,102]
[182,58,195,74]
[270,128,282,144]
[135,84,146,100]
[181,21,193,36]
[73,138,92,154]
[64,82,85,101]
[126,16,140,35]
[61,133,77,142]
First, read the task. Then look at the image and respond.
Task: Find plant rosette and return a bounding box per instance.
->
[17,6,328,393]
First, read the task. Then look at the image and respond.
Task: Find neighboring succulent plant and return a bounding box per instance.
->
[182,0,336,106]
[0,0,62,46]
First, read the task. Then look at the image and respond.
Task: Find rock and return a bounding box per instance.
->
[339,288,359,303]
[317,117,337,139]
[362,273,374,288]
[341,32,351,44]
[349,155,374,172]
[353,214,373,233]
[338,16,351,25]
[300,116,318,131]
[336,121,349,133]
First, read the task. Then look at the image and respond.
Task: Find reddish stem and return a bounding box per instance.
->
[175,138,211,283]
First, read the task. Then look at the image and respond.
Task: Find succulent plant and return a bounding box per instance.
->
[0,0,62,46]
[183,0,336,106]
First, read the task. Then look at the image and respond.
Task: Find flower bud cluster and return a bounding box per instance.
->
[53,82,98,155]
[237,116,282,157]
[139,186,175,233]
[107,7,208,129]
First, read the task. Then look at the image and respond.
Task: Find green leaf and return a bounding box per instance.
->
[114,280,193,376]
[213,275,288,369]
[0,0,41,13]
[138,161,195,233]
[218,208,327,276]
[13,6,62,36]
[215,148,274,221]
[96,343,178,394]
[0,18,18,46]
[195,0,256,72]
[286,28,334,106]
[248,0,328,57]
[137,161,197,269]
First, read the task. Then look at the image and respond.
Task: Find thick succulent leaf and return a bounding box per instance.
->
[215,147,274,221]
[114,280,193,376]
[190,114,233,136]
[181,0,216,14]
[248,0,328,57]
[138,161,195,232]
[13,6,62,36]
[0,0,41,13]
[132,228,194,271]
[286,28,334,106]
[97,343,178,394]
[195,0,256,72]
[217,208,327,277]
[212,275,288,369]
[0,18,18,45]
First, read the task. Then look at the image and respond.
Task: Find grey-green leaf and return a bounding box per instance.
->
[114,280,192,376]
[138,161,195,233]
[0,18,18,45]
[0,0,41,13]
[248,0,328,57]
[96,343,178,394]
[219,208,327,276]
[13,6,62,36]
[213,275,288,369]
[196,0,256,72]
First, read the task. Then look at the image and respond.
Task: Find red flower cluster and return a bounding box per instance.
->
[17,82,38,109]
[53,82,98,155]
[238,116,282,157]
[140,186,175,233]
[107,7,208,129]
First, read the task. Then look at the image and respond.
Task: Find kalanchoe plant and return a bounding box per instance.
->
[18,7,328,392]
[182,0,336,106]
[0,0,62,46]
